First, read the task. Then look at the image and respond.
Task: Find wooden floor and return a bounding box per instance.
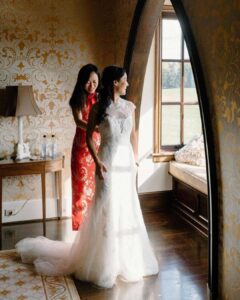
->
[0,211,209,300]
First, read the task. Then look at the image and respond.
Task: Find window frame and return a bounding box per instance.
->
[153,8,200,162]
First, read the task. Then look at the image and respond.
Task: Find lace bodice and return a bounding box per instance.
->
[99,98,136,145]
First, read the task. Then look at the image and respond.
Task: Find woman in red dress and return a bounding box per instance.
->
[69,64,100,230]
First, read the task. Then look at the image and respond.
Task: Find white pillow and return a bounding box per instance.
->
[174,135,206,167]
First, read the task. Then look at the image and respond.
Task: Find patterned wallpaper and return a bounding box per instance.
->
[181,1,240,299]
[0,0,136,216]
[0,0,97,208]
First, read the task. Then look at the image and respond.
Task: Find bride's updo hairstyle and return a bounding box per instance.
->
[97,66,126,124]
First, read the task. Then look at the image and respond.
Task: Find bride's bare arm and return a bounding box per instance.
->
[87,104,107,179]
[130,110,139,165]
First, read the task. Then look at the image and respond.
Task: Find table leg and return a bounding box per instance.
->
[41,172,46,235]
[56,171,62,220]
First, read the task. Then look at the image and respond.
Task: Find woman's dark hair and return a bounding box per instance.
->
[69,64,100,110]
[97,66,126,124]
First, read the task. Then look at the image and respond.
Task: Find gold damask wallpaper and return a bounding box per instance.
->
[0,0,136,218]
[182,0,240,299]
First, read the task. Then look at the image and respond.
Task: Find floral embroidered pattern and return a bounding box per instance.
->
[71,95,100,230]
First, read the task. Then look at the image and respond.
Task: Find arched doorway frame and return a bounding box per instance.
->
[124,1,219,298]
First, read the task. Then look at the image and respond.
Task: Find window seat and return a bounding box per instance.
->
[169,161,208,195]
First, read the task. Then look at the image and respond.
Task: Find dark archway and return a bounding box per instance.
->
[124,0,219,298]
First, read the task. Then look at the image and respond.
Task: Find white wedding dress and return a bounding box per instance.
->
[16,98,159,288]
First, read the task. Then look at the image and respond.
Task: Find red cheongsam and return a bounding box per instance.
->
[71,93,100,230]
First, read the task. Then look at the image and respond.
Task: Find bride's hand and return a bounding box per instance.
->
[96,161,107,180]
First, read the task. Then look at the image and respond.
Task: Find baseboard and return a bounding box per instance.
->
[138,191,172,212]
[1,216,71,226]
[2,198,71,224]
[1,191,171,225]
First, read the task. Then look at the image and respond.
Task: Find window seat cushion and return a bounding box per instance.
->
[169,161,208,195]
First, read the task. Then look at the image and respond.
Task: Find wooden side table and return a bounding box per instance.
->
[0,154,64,235]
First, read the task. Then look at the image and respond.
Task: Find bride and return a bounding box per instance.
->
[16,65,159,288]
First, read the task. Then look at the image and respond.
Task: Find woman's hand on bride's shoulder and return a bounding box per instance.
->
[96,161,107,180]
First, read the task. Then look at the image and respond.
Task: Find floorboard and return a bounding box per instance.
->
[0,211,208,300]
